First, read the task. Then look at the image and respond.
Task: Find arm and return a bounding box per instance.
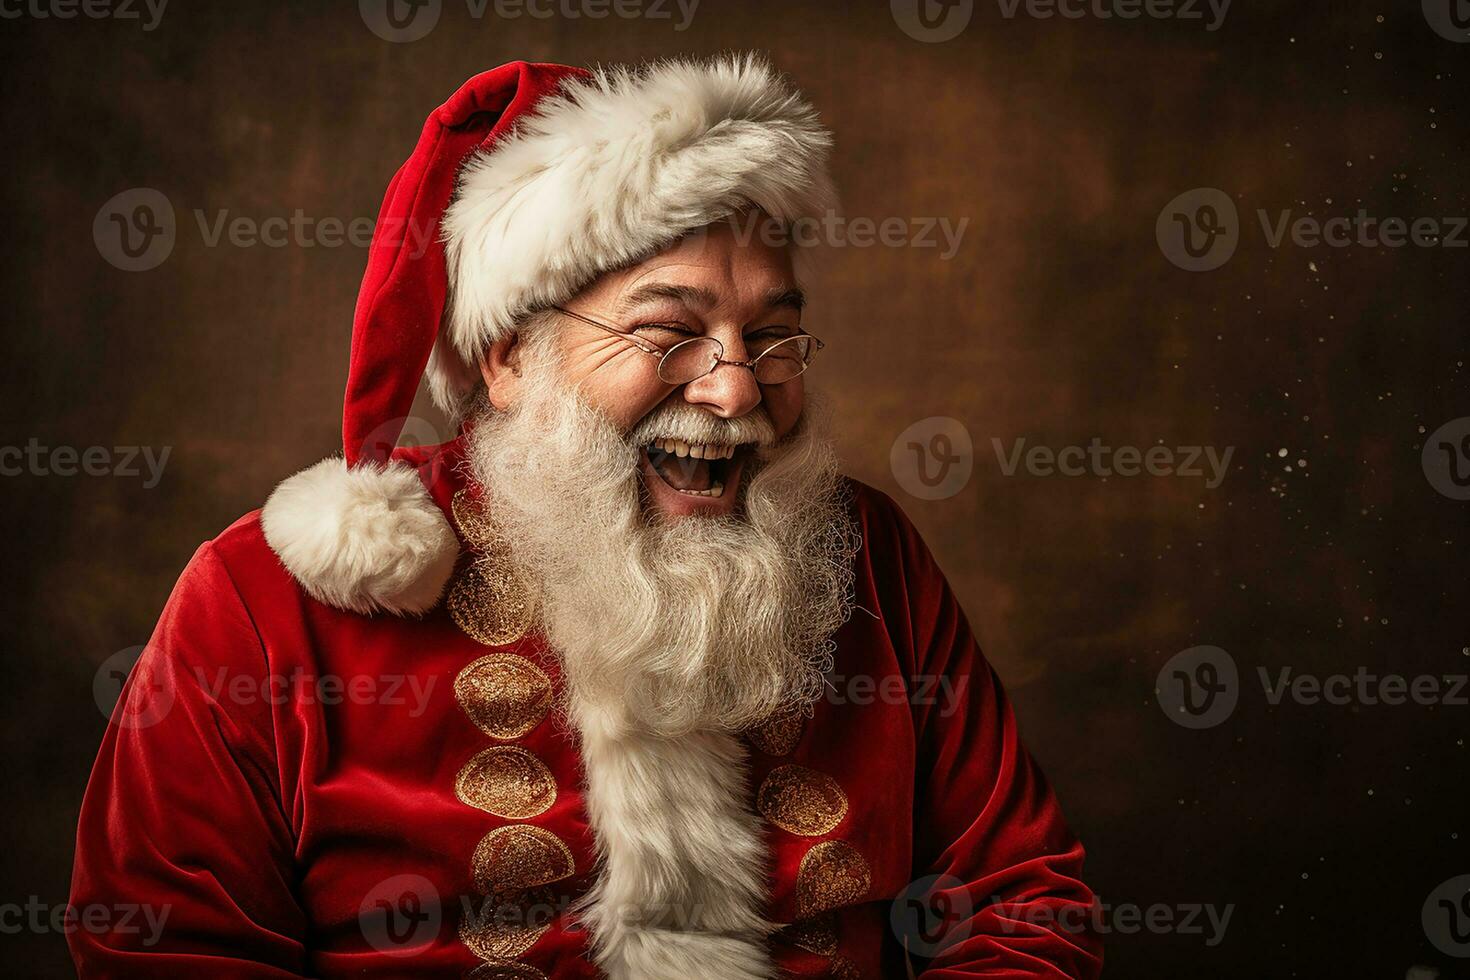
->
[879,494,1103,977]
[69,543,309,977]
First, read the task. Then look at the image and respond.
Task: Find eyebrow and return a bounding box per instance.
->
[764,287,806,313]
[616,283,806,316]
[617,283,719,314]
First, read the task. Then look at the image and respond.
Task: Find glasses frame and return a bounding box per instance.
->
[549,305,824,386]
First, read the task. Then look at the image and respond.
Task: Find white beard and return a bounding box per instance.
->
[465,331,859,739]
[464,331,860,979]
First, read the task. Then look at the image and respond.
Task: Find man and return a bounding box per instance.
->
[70,55,1102,978]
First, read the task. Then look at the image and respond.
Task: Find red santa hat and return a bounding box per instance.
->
[260,55,836,617]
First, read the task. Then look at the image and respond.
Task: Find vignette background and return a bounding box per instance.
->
[1,0,1466,975]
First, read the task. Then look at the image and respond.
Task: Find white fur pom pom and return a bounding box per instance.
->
[261,457,459,616]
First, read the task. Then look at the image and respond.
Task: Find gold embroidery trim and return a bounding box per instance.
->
[795,841,872,919]
[466,961,548,980]
[747,706,806,756]
[452,489,501,551]
[471,825,575,896]
[455,746,557,819]
[829,955,861,978]
[457,885,556,960]
[450,494,557,972]
[780,911,839,956]
[757,765,849,837]
[448,561,536,648]
[455,654,553,740]
[448,489,537,647]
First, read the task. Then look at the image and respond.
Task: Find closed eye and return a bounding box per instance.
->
[746,326,800,345]
[634,322,697,340]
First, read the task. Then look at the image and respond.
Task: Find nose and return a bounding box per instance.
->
[680,359,763,419]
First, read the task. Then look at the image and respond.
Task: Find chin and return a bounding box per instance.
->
[638,442,754,518]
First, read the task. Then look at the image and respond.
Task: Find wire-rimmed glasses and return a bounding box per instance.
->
[550,305,824,385]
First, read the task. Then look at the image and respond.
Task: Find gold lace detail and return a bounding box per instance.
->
[457,886,557,959]
[780,911,838,955]
[758,765,849,837]
[455,746,557,819]
[455,654,553,740]
[466,961,548,980]
[471,825,575,895]
[795,841,872,919]
[448,490,537,646]
[746,705,806,756]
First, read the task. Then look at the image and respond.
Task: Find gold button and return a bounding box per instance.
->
[465,960,547,980]
[758,765,848,837]
[780,911,838,955]
[746,706,806,756]
[457,886,556,959]
[471,825,575,895]
[455,746,557,819]
[455,654,553,740]
[448,561,536,647]
[795,841,871,919]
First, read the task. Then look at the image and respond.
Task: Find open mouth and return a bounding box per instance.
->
[642,437,747,499]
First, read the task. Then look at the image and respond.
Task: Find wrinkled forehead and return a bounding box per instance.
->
[574,215,804,317]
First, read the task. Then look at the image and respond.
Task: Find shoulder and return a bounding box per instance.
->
[112,516,298,778]
[191,509,298,603]
[136,510,334,729]
[208,509,288,588]
[158,510,311,649]
[172,438,467,628]
[842,477,941,576]
[845,478,909,526]
[840,476,965,647]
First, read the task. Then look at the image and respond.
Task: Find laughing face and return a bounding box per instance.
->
[477,218,807,520]
[465,217,857,735]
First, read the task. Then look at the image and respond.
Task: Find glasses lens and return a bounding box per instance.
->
[752,336,814,384]
[658,338,723,384]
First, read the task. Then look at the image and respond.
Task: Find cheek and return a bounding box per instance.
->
[606,386,675,431]
[762,379,805,437]
[565,357,672,431]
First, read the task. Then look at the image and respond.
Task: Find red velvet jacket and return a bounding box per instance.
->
[69,442,1102,978]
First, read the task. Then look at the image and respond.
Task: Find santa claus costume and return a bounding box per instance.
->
[69,56,1103,979]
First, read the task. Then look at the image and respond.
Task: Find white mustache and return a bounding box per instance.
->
[627,400,777,451]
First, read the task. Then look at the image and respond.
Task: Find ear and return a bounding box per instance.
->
[478,332,522,410]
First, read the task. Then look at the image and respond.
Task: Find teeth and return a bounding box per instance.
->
[648,440,739,460]
[675,481,725,498]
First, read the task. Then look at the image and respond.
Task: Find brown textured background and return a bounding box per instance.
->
[1,1,1467,976]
